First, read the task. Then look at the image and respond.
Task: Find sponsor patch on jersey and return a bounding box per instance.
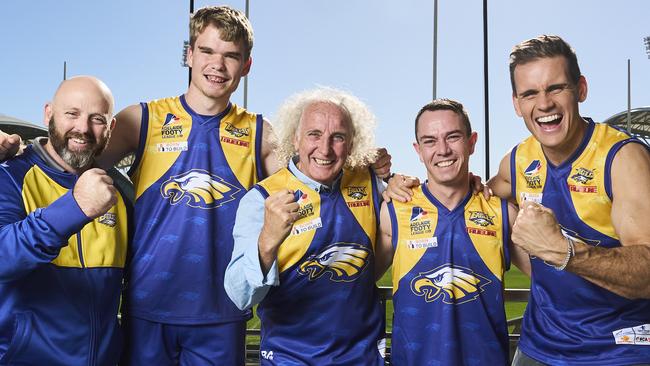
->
[523,160,543,189]
[292,217,322,235]
[406,237,438,249]
[160,169,240,209]
[613,324,650,345]
[409,207,432,235]
[156,141,188,152]
[466,227,497,237]
[524,160,541,176]
[468,211,495,226]
[298,242,370,282]
[294,190,315,219]
[410,264,491,304]
[97,212,117,227]
[224,122,250,138]
[519,192,543,204]
[161,113,184,139]
[220,136,250,147]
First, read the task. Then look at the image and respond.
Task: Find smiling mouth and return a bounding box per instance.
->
[205,75,227,84]
[435,159,455,167]
[535,114,562,129]
[314,158,334,166]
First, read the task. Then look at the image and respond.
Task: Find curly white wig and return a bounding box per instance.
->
[272,87,378,169]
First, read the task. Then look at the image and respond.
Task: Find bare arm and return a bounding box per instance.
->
[487,152,514,202]
[565,143,650,298]
[96,104,142,169]
[260,119,281,178]
[507,202,530,276]
[374,202,394,281]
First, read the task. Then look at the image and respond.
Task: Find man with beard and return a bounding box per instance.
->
[0,76,130,366]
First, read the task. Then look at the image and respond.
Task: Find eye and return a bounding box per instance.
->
[332,134,345,143]
[447,134,462,143]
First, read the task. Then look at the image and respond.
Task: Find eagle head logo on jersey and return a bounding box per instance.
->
[410,265,491,304]
[161,169,240,209]
[298,243,371,282]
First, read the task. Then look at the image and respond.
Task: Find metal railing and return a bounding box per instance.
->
[245,287,530,364]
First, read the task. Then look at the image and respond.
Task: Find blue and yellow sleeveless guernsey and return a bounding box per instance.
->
[126,95,263,324]
[0,146,128,366]
[388,183,510,365]
[511,119,650,365]
[253,167,385,365]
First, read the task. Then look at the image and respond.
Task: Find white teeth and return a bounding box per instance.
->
[536,114,561,123]
[206,75,225,83]
[71,138,87,144]
[314,158,333,165]
[436,160,454,167]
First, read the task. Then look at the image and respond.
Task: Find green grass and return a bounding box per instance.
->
[245,267,530,345]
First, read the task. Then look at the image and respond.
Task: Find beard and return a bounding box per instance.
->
[48,117,109,170]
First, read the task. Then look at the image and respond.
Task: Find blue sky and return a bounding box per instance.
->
[1,0,649,178]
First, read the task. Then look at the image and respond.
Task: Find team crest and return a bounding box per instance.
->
[411,264,491,304]
[468,211,495,227]
[161,113,183,138]
[570,167,594,184]
[298,243,371,282]
[294,189,315,218]
[346,186,370,207]
[224,122,250,138]
[160,169,240,209]
[98,212,117,227]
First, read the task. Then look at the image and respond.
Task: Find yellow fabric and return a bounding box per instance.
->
[21,165,127,268]
[257,168,376,273]
[514,124,627,239]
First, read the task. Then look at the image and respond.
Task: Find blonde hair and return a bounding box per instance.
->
[190,6,254,59]
[273,87,378,169]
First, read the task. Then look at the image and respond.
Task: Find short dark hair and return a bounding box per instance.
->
[509,35,581,94]
[414,98,472,141]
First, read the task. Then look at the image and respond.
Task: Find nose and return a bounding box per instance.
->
[210,54,226,71]
[318,136,333,156]
[435,139,451,156]
[536,91,555,111]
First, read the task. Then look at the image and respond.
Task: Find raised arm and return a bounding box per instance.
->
[566,143,650,298]
[507,202,530,277]
[512,143,650,299]
[96,104,142,169]
[259,119,281,178]
[374,201,394,281]
[487,152,514,202]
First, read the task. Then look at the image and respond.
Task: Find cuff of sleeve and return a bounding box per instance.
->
[262,260,280,286]
[40,190,91,237]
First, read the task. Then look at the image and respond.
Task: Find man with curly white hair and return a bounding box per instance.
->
[225,87,386,365]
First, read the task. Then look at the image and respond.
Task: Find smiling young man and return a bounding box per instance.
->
[488,35,650,365]
[375,99,529,365]
[224,88,386,365]
[0,76,129,366]
[102,6,276,366]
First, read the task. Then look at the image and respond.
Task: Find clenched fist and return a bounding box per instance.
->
[73,168,117,219]
[511,201,566,265]
[0,132,22,160]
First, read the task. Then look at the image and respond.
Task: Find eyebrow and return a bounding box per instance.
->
[419,129,464,139]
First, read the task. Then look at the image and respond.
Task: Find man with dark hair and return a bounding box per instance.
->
[376,98,529,365]
[489,34,650,365]
[0,76,129,365]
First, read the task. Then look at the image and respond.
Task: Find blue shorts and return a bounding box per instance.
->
[121,317,246,366]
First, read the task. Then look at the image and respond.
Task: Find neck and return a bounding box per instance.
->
[43,140,86,175]
[184,86,230,116]
[543,117,588,166]
[425,176,470,211]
